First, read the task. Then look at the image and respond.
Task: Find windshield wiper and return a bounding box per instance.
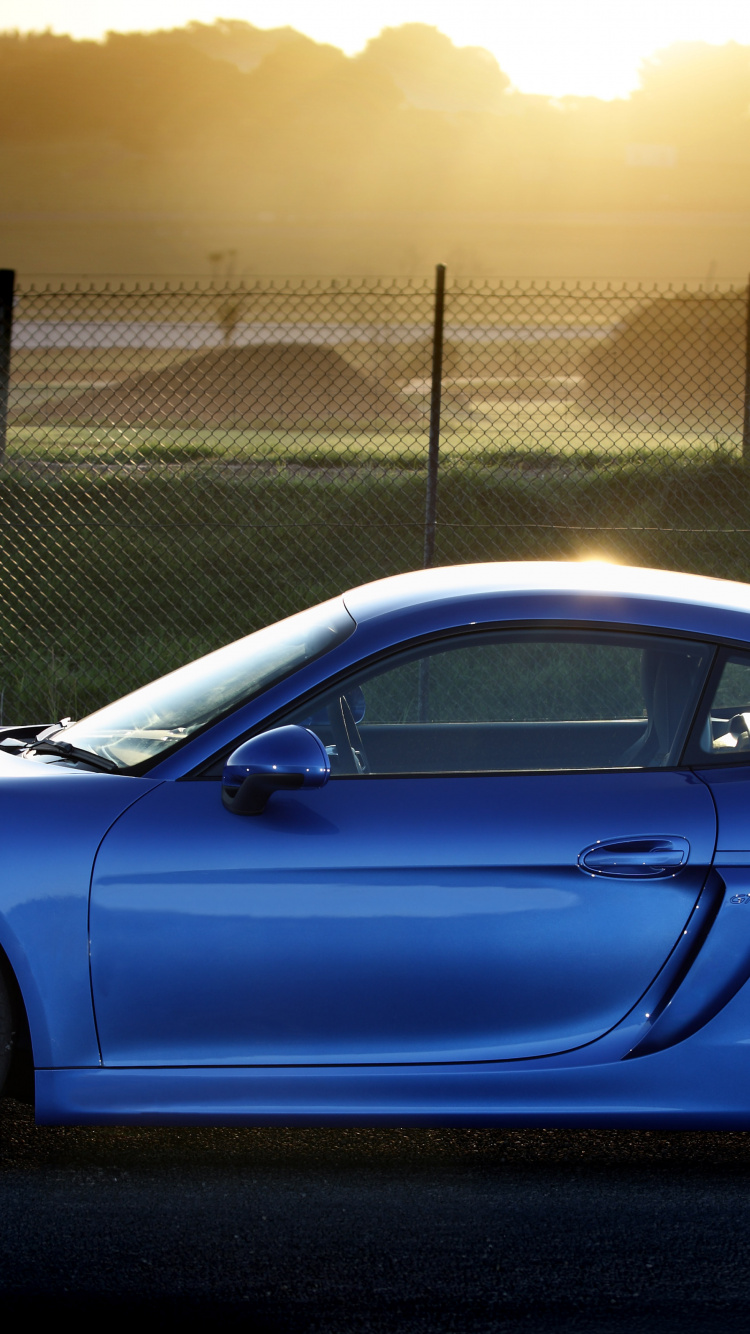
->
[25,740,121,773]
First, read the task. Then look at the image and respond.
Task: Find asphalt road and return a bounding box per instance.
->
[2,1096,750,1333]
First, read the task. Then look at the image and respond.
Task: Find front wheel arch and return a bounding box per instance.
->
[0,948,33,1105]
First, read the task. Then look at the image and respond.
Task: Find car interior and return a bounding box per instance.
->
[281,631,714,775]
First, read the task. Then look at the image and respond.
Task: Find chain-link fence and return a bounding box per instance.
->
[2,269,750,723]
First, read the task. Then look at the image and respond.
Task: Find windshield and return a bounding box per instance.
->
[50,598,355,770]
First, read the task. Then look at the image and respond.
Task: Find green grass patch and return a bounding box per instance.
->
[2,455,750,724]
[6,410,744,473]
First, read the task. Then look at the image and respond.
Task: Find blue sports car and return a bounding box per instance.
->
[4,560,750,1128]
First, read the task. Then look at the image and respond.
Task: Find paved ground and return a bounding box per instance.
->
[2,1096,750,1332]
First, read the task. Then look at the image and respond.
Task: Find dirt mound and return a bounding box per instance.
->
[578,292,746,423]
[52,344,422,427]
[398,338,471,380]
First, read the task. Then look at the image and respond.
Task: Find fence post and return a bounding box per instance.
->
[423,262,446,568]
[0,269,14,462]
[743,275,750,466]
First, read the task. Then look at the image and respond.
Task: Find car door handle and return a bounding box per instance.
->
[578,837,690,878]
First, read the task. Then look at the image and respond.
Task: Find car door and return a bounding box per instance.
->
[89,626,717,1066]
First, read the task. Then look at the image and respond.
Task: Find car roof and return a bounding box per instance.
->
[343,561,750,626]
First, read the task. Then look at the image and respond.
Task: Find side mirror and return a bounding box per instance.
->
[222,725,330,816]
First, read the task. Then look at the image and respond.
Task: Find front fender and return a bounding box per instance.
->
[0,759,162,1067]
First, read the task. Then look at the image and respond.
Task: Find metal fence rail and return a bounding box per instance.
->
[2,269,750,723]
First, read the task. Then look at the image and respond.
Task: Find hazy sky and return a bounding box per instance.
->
[3,0,750,98]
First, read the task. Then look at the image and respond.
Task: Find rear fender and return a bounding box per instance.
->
[628,867,750,1056]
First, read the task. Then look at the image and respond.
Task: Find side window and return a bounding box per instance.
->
[689,652,750,762]
[285,630,711,776]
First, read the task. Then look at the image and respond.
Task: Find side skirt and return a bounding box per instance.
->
[35,1055,750,1130]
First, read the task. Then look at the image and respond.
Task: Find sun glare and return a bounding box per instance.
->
[4,0,750,98]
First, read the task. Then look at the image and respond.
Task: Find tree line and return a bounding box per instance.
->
[1,21,749,274]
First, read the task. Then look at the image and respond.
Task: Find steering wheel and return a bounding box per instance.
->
[327,694,370,774]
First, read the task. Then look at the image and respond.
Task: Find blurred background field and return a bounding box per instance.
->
[2,274,749,725]
[5,416,745,472]
[3,460,746,725]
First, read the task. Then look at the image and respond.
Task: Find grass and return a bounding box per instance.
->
[3,448,750,725]
[5,408,745,474]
